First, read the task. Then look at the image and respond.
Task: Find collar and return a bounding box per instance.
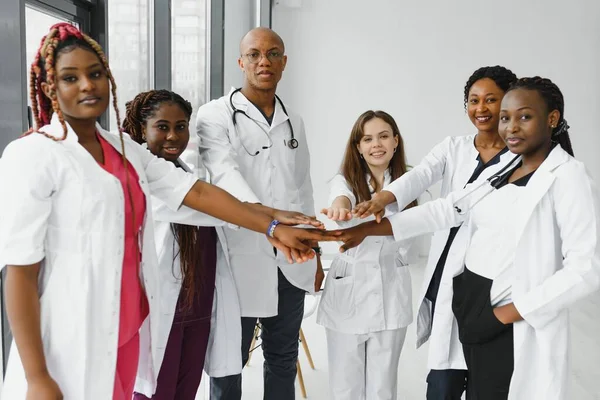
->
[228,87,290,129]
[40,113,111,144]
[366,169,392,192]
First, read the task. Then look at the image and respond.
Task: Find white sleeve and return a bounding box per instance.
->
[328,174,356,208]
[196,100,260,203]
[514,165,600,329]
[132,140,198,211]
[384,136,452,209]
[387,178,489,242]
[0,138,55,267]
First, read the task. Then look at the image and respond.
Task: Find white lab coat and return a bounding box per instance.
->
[0,115,198,399]
[317,173,414,333]
[383,134,515,370]
[196,88,316,317]
[388,145,600,399]
[134,160,242,397]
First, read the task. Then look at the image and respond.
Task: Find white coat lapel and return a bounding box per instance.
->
[511,146,570,244]
[95,126,147,186]
[270,98,289,131]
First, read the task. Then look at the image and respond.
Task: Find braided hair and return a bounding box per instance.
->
[507,77,574,157]
[464,66,518,111]
[123,90,192,144]
[123,90,199,311]
[26,23,138,242]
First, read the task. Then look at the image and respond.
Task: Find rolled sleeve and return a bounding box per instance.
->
[0,138,55,267]
[384,136,451,209]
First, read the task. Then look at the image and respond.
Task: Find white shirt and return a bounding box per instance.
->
[464,183,527,306]
[196,88,317,317]
[316,173,414,334]
[0,115,197,399]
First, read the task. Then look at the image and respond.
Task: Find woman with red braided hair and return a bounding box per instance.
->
[0,23,333,400]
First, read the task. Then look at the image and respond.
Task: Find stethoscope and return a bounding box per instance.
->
[453,154,522,215]
[229,88,298,156]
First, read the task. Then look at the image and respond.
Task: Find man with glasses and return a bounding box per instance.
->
[197,27,323,400]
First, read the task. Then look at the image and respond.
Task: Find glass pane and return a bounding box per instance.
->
[25,6,77,128]
[107,0,150,131]
[172,0,208,173]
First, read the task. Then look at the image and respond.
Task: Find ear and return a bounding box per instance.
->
[238,57,245,71]
[40,82,54,100]
[141,124,147,139]
[281,55,288,71]
[394,135,399,148]
[548,110,561,130]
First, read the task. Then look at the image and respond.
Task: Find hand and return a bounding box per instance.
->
[270,226,341,263]
[320,206,352,221]
[331,226,367,252]
[27,374,63,400]
[492,303,523,325]
[314,259,325,292]
[273,210,325,229]
[353,191,394,222]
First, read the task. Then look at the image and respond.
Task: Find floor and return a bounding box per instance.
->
[193,258,600,399]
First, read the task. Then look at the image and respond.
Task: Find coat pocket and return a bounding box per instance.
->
[322,275,356,317]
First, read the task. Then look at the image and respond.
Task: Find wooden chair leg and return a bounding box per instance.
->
[296,360,307,398]
[299,328,315,370]
[246,324,261,366]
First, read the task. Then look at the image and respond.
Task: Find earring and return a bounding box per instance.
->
[393,147,397,153]
[360,154,364,159]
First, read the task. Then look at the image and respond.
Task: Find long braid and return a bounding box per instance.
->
[123,90,198,310]
[508,77,574,157]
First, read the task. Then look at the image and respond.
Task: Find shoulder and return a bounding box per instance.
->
[197,96,229,122]
[447,134,476,148]
[1,132,63,163]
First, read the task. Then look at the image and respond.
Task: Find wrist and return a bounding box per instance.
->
[381,190,396,205]
[26,368,50,383]
[267,219,281,238]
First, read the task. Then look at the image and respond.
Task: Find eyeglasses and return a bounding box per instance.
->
[243,50,284,64]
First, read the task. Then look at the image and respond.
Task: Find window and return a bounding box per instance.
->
[107,0,151,130]
[171,0,208,172]
[25,6,77,128]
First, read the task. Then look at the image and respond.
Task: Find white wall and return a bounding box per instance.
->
[272,0,600,219]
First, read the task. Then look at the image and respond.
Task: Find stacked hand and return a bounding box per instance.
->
[352,190,395,222]
[267,210,339,264]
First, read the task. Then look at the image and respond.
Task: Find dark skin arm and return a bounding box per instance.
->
[332,218,394,252]
[5,264,63,399]
[182,181,338,263]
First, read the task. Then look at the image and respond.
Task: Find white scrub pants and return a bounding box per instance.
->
[326,327,407,400]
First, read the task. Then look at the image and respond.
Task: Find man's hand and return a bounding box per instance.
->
[352,190,396,222]
[331,225,367,253]
[269,226,341,263]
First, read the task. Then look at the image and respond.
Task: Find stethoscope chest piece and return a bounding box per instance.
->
[287,138,299,149]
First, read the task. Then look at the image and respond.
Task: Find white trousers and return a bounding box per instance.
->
[326,327,408,400]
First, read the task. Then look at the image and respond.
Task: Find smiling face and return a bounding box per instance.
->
[466,78,505,134]
[499,88,560,158]
[356,117,399,170]
[41,46,110,125]
[143,102,191,162]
